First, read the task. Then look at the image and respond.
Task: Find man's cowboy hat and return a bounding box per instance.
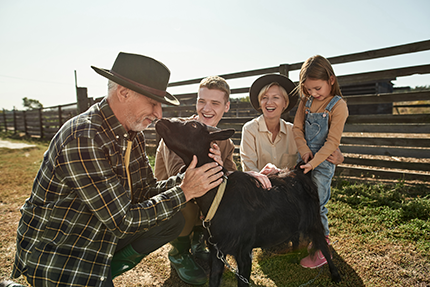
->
[91,52,179,106]
[249,74,298,114]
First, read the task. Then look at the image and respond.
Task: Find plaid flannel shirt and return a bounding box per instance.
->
[12,98,186,286]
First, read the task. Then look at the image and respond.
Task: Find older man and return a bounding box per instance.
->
[10,53,223,287]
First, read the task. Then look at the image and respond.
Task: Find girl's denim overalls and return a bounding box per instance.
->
[303,95,341,236]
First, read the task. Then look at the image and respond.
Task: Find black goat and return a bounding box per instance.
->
[155,118,341,286]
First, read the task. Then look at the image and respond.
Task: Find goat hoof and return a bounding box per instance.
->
[332,274,342,283]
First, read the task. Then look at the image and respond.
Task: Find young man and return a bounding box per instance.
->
[154,76,236,285]
[155,75,273,284]
[9,53,224,287]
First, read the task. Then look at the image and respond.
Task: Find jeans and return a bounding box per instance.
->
[311,159,335,236]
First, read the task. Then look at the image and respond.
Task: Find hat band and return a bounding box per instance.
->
[110,70,166,97]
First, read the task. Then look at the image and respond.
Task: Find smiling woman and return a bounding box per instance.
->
[239,74,299,172]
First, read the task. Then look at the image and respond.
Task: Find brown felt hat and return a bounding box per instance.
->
[91,52,179,106]
[249,74,298,114]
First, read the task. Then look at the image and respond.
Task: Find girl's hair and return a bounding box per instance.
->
[257,82,289,112]
[298,55,343,99]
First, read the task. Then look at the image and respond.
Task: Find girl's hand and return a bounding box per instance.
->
[299,162,313,174]
[327,147,344,165]
[302,152,313,163]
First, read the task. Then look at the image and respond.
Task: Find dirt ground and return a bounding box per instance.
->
[1,138,428,286]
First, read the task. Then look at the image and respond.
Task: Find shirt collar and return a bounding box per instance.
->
[256,114,287,135]
[99,98,135,143]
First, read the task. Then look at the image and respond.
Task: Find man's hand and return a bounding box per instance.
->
[208,143,223,166]
[327,147,344,165]
[180,155,224,201]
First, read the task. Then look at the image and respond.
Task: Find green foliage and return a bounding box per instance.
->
[3,137,429,286]
[231,96,250,103]
[411,85,430,91]
[146,147,156,169]
[330,180,430,253]
[23,97,43,109]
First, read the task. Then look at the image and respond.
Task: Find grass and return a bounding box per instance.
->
[0,133,429,286]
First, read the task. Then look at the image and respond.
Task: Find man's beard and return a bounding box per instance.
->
[125,112,155,132]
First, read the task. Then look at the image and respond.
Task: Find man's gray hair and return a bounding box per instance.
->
[107,80,119,98]
[108,80,118,92]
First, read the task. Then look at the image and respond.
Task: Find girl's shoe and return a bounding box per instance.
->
[300,250,328,269]
[300,236,331,269]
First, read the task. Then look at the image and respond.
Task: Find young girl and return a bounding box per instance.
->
[293,55,349,269]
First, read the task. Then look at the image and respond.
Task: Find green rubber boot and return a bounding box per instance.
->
[191,226,210,261]
[168,236,207,285]
[111,244,147,279]
[0,280,26,287]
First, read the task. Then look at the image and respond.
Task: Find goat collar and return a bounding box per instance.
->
[203,175,228,223]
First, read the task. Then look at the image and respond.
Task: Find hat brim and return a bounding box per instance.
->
[249,74,298,114]
[91,66,180,106]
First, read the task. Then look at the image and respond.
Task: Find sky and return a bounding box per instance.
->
[1,0,429,110]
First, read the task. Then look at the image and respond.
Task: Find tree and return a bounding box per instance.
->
[411,85,430,91]
[23,97,43,109]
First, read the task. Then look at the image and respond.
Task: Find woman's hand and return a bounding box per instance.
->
[245,171,272,189]
[259,163,281,175]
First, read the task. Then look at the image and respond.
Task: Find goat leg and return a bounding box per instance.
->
[235,248,253,287]
[208,247,225,287]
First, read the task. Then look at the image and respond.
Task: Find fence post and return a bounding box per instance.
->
[279,64,290,77]
[23,110,28,136]
[76,87,89,114]
[39,108,44,139]
[13,107,17,133]
[58,105,63,127]
[3,109,7,132]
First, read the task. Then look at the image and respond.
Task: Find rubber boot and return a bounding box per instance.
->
[168,236,207,285]
[111,244,147,279]
[191,226,210,261]
[0,280,26,287]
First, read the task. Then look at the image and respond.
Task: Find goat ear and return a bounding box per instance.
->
[209,129,235,141]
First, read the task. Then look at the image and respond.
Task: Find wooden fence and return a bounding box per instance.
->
[141,89,430,182]
[1,103,79,139]
[1,40,429,182]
